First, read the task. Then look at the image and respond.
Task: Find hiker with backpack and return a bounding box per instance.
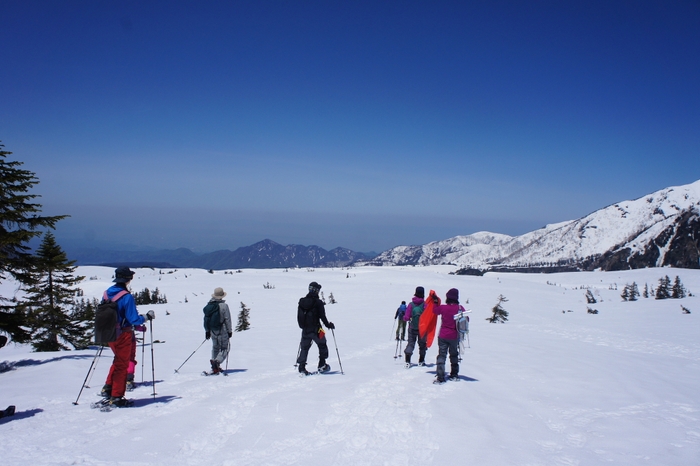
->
[403,286,428,368]
[395,301,407,341]
[296,281,335,376]
[99,267,155,407]
[431,288,468,384]
[203,287,232,375]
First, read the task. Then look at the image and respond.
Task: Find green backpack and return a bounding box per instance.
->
[203,301,222,332]
[410,302,425,328]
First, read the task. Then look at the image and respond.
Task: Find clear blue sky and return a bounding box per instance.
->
[2,1,699,253]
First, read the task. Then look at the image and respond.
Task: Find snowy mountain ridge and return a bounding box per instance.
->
[364,179,700,271]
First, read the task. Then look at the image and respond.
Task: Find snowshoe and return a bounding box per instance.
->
[318,364,331,373]
[99,384,112,398]
[404,362,413,369]
[90,398,111,410]
[433,378,446,385]
[448,375,460,382]
[126,380,136,391]
[418,361,426,367]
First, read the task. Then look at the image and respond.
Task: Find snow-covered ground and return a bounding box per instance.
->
[1,265,699,465]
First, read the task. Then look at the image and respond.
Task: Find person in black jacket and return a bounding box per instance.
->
[296,281,335,375]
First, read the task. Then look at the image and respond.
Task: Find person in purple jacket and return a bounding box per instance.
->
[432,288,468,384]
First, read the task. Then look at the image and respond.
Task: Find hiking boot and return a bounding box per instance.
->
[448,374,460,381]
[109,397,134,408]
[100,384,112,398]
[298,364,311,376]
[0,405,15,418]
[126,380,136,391]
[318,363,331,373]
[433,378,446,385]
[418,361,426,367]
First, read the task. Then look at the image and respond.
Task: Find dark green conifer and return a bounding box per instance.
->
[0,143,67,343]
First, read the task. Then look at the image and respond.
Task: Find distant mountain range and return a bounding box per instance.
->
[71,180,700,272]
[69,239,376,270]
[360,180,700,272]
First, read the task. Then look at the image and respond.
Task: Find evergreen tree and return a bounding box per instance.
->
[235,302,250,332]
[585,289,597,304]
[486,295,509,323]
[620,285,629,301]
[21,232,87,351]
[0,142,66,343]
[628,282,639,301]
[671,276,687,299]
[643,283,649,298]
[655,275,672,300]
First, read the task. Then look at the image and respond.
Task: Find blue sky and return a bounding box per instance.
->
[2,1,699,253]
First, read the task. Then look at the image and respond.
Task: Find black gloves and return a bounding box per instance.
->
[146,310,155,320]
[205,331,211,340]
[327,322,335,330]
[228,332,232,338]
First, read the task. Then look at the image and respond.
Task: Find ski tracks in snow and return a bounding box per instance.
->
[166,341,449,465]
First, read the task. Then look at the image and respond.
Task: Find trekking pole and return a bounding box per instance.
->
[141,328,146,383]
[72,346,103,405]
[330,328,344,375]
[84,345,103,389]
[393,339,400,359]
[390,318,396,341]
[149,318,156,399]
[294,342,301,368]
[174,339,207,373]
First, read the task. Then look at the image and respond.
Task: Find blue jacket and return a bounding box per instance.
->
[106,284,146,328]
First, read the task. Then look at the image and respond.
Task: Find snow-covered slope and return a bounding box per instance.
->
[1,265,699,465]
[366,180,700,270]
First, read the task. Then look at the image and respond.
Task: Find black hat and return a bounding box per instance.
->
[114,266,135,283]
[415,286,425,298]
[309,281,322,294]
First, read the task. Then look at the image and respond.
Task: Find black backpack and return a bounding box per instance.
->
[297,297,316,329]
[203,301,222,332]
[94,290,129,344]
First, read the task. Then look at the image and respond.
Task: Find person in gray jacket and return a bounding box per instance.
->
[204,287,233,374]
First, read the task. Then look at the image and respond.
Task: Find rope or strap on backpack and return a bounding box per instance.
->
[103,290,131,327]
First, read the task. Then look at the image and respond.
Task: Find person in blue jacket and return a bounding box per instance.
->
[395,301,407,341]
[100,267,154,407]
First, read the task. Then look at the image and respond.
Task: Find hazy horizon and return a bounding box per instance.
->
[3,2,699,253]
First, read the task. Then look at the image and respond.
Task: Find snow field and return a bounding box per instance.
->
[1,265,699,465]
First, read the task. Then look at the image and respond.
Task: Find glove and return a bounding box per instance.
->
[327,322,335,330]
[432,296,440,304]
[146,310,155,320]
[205,331,211,340]
[228,332,232,338]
